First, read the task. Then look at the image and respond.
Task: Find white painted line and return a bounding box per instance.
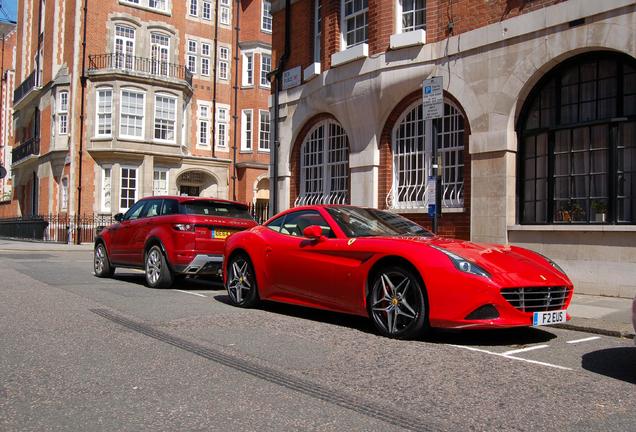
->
[566,336,601,344]
[173,289,207,298]
[449,344,572,371]
[502,345,549,356]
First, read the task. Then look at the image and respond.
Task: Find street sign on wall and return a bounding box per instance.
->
[282,66,302,90]
[422,76,444,120]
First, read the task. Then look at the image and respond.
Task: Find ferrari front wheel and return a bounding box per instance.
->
[369,266,428,340]
[226,253,260,308]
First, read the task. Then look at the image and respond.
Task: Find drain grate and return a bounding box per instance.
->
[91,308,445,432]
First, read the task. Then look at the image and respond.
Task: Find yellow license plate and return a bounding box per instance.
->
[213,230,232,239]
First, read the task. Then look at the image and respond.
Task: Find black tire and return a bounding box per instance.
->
[94,242,115,278]
[145,245,174,289]
[368,266,428,340]
[225,253,260,307]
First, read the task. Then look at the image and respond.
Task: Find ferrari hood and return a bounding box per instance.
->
[427,237,570,285]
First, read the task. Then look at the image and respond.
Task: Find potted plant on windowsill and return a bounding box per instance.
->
[591,200,607,223]
[558,201,585,222]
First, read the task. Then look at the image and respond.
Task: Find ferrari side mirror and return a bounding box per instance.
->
[114,213,124,222]
[303,225,324,240]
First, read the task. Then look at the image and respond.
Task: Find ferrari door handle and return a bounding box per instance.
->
[265,246,272,253]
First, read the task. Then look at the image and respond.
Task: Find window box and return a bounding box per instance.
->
[390,29,426,50]
[331,43,368,67]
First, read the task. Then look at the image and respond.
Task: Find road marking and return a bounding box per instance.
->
[173,289,207,298]
[449,344,572,371]
[502,345,549,356]
[566,336,601,344]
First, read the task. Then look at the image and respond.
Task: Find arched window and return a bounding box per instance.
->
[295,119,350,206]
[389,100,465,209]
[518,52,636,224]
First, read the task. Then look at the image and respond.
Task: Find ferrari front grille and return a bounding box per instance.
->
[500,286,571,312]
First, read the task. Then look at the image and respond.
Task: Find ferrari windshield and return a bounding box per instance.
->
[326,207,433,238]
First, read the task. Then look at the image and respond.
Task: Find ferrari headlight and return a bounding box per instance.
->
[431,246,491,278]
[535,252,566,275]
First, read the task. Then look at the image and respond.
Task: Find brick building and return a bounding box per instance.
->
[7,0,271,220]
[0,23,17,216]
[270,0,636,298]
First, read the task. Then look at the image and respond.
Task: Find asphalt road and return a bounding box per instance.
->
[0,249,634,432]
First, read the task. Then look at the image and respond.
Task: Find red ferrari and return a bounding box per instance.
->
[223,205,574,339]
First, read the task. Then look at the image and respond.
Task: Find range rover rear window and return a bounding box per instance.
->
[180,201,254,220]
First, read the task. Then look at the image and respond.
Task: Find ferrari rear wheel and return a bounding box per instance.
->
[226,253,260,307]
[369,266,428,340]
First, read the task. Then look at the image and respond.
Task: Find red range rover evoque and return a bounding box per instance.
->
[94,196,257,288]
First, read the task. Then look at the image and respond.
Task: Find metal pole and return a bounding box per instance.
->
[75,0,88,244]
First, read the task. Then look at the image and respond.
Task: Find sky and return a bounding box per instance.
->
[0,0,17,23]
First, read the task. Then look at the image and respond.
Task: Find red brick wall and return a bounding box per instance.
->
[378,89,471,240]
[273,0,567,74]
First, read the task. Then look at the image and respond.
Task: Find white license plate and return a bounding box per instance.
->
[533,310,567,326]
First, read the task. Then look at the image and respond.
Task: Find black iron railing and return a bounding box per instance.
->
[12,137,40,164]
[88,53,193,86]
[248,201,270,224]
[13,70,39,105]
[0,214,115,243]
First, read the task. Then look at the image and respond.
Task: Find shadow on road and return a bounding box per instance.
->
[214,294,378,335]
[582,347,636,384]
[112,272,224,290]
[426,326,558,347]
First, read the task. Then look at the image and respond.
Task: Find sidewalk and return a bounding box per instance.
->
[0,238,633,339]
[0,238,93,252]
[558,293,635,339]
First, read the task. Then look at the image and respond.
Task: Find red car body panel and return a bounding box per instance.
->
[224,205,574,330]
[98,196,257,276]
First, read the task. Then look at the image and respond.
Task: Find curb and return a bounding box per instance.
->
[554,323,635,340]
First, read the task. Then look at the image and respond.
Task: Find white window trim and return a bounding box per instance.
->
[119,166,139,212]
[119,0,171,15]
[261,0,272,33]
[101,166,113,213]
[241,109,253,152]
[95,87,113,138]
[216,104,230,150]
[258,110,270,152]
[197,101,211,148]
[113,24,136,69]
[153,168,170,196]
[260,53,271,88]
[242,51,254,87]
[218,45,230,81]
[57,91,69,136]
[219,4,231,26]
[119,88,146,140]
[340,0,368,50]
[153,93,178,144]
[189,0,198,17]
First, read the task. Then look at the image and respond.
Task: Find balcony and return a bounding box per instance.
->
[12,137,40,165]
[88,54,193,89]
[13,70,41,107]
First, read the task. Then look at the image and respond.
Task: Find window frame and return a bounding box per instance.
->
[198,102,211,147]
[340,0,368,50]
[218,46,230,80]
[119,88,146,140]
[241,109,253,151]
[260,53,271,88]
[261,0,272,33]
[396,0,426,34]
[95,87,113,138]
[258,110,270,152]
[313,0,322,63]
[57,90,69,135]
[153,93,178,144]
[153,168,170,196]
[216,105,230,149]
[517,52,636,225]
[242,52,254,86]
[296,119,351,206]
[119,166,139,212]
